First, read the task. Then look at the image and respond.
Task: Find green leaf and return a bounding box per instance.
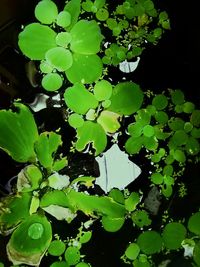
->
[18,23,57,60]
[162,222,187,250]
[152,94,168,110]
[45,47,73,71]
[34,0,58,24]
[97,110,120,133]
[66,53,102,84]
[171,89,185,105]
[183,102,195,113]
[93,80,112,101]
[48,240,66,256]
[150,173,163,185]
[131,210,152,228]
[75,121,107,155]
[173,149,186,163]
[70,20,103,54]
[193,242,200,266]
[191,110,200,127]
[42,73,63,91]
[125,136,143,154]
[56,32,72,48]
[137,231,163,254]
[75,262,90,267]
[64,83,98,114]
[168,118,184,131]
[40,190,71,208]
[64,0,81,30]
[0,193,32,233]
[94,0,105,9]
[7,214,52,266]
[34,132,62,169]
[125,243,140,260]
[185,137,200,155]
[125,192,140,212]
[48,173,70,190]
[40,61,54,73]
[143,125,155,137]
[154,111,168,124]
[108,189,125,204]
[0,103,38,162]
[56,11,71,28]
[171,130,188,146]
[68,113,84,128]
[108,82,144,115]
[79,231,92,243]
[50,261,69,267]
[161,183,173,198]
[65,246,80,266]
[188,211,200,236]
[96,8,109,21]
[52,157,68,172]
[101,216,125,232]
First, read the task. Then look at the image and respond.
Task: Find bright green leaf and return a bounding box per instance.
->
[35,0,58,24]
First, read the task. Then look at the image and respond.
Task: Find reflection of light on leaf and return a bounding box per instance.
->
[95,144,141,193]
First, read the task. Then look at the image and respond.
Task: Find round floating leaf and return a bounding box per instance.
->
[128,122,143,137]
[7,214,52,266]
[56,32,72,47]
[70,20,103,54]
[108,82,144,115]
[97,110,120,133]
[56,11,71,28]
[168,118,184,131]
[96,8,109,21]
[131,210,152,228]
[155,111,168,124]
[68,113,84,128]
[50,262,69,267]
[137,231,163,254]
[171,130,188,146]
[93,80,112,101]
[173,149,186,163]
[64,83,98,114]
[79,231,92,244]
[163,165,173,176]
[40,61,54,73]
[106,18,118,29]
[171,89,185,105]
[76,121,107,155]
[133,258,151,267]
[191,128,200,138]
[45,47,73,71]
[18,23,57,60]
[188,212,200,235]
[190,110,200,127]
[108,189,125,204]
[161,183,172,198]
[183,102,195,113]
[185,137,200,155]
[125,192,140,212]
[143,136,158,151]
[101,216,125,232]
[66,53,102,84]
[152,94,168,110]
[64,246,80,265]
[150,173,163,185]
[48,240,66,256]
[193,242,200,266]
[125,136,143,154]
[35,0,58,24]
[42,73,63,91]
[102,100,111,108]
[76,263,90,267]
[0,103,38,162]
[143,125,155,137]
[162,222,187,250]
[125,243,140,260]
[184,122,193,133]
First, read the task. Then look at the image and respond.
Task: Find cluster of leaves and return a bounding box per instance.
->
[65,81,143,155]
[125,89,200,197]
[18,0,103,91]
[122,211,200,267]
[81,0,170,66]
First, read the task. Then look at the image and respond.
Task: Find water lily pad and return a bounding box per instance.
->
[96,8,109,21]
[35,0,58,24]
[48,240,66,256]
[65,246,80,266]
[125,136,144,154]
[171,89,185,105]
[79,231,92,244]
[76,121,107,155]
[152,94,168,110]
[50,261,69,267]
[66,53,102,84]
[108,82,144,115]
[183,102,195,113]
[70,20,103,54]
[42,73,63,91]
[188,211,200,235]
[143,125,155,137]
[64,83,98,114]
[45,47,73,71]
[162,222,187,250]
[56,11,71,28]
[185,137,200,155]
[150,173,163,185]
[0,103,38,162]
[40,61,54,73]
[68,113,84,128]
[125,243,140,260]
[190,110,200,127]
[7,214,52,266]
[18,23,57,60]
[137,231,163,254]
